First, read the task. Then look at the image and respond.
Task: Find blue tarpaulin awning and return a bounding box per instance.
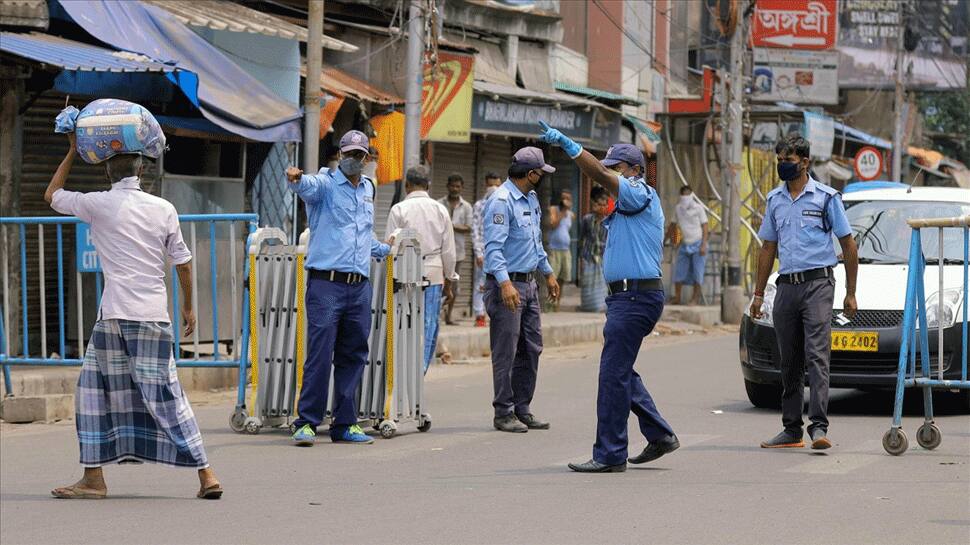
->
[0,31,200,105]
[833,121,892,150]
[56,0,301,142]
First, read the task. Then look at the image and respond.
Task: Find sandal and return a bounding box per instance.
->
[197,483,223,500]
[51,485,107,499]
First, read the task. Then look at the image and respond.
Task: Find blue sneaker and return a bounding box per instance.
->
[331,424,374,444]
[292,424,315,446]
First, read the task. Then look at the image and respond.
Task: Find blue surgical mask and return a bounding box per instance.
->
[339,156,364,176]
[777,160,801,181]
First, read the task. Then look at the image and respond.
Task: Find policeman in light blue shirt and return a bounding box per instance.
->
[751,134,858,451]
[482,147,561,433]
[539,122,678,473]
[285,129,391,447]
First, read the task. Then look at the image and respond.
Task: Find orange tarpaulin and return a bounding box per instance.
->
[369,111,405,185]
[907,146,943,170]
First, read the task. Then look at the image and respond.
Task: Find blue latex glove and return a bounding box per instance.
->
[538,120,582,159]
[54,106,79,134]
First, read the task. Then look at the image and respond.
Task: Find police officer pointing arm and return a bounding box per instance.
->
[538,122,679,473]
[285,130,392,447]
[751,134,858,451]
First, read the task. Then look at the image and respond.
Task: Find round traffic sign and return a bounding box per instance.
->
[854,147,883,181]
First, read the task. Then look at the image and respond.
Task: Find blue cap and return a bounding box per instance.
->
[339,130,370,153]
[512,146,556,173]
[601,143,644,168]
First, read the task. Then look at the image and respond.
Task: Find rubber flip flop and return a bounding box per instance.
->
[51,485,107,499]
[197,484,223,500]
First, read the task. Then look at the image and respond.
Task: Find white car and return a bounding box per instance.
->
[739,184,969,410]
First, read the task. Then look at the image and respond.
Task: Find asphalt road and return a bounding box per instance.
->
[2,332,968,545]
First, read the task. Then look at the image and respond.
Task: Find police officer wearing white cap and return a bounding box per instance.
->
[539,122,678,473]
[285,130,391,446]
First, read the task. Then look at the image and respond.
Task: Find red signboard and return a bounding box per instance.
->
[752,0,838,50]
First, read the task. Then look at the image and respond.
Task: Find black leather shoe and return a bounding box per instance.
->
[568,459,627,473]
[516,413,550,430]
[493,414,528,433]
[629,434,680,464]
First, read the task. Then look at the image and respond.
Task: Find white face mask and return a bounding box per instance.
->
[679,195,693,206]
[485,185,499,197]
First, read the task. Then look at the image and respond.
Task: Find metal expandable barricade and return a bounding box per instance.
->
[882,215,969,455]
[238,228,430,438]
[1,214,258,419]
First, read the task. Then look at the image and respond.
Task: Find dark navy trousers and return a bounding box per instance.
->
[293,276,371,436]
[593,289,675,465]
[484,278,542,417]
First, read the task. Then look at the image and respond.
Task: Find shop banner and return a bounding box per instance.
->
[421,51,473,143]
[471,94,595,142]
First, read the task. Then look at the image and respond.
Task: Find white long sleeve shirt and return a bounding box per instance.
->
[385,191,458,286]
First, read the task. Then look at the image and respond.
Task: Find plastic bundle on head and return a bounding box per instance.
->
[54,99,166,164]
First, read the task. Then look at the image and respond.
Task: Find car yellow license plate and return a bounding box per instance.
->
[831,331,879,352]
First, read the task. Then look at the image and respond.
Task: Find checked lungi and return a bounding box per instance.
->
[75,320,208,469]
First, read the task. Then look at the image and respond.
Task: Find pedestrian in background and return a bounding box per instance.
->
[751,134,858,450]
[472,172,504,327]
[286,130,392,447]
[439,173,473,325]
[579,187,610,313]
[47,132,222,500]
[669,185,709,305]
[540,123,678,473]
[483,147,560,433]
[545,189,574,311]
[386,165,458,374]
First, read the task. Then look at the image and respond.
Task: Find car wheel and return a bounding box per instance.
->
[744,379,781,409]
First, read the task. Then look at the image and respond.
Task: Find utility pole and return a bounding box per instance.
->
[403,0,425,172]
[303,0,324,174]
[891,0,907,182]
[721,4,747,324]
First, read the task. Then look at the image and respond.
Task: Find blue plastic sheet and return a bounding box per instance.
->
[56,99,166,164]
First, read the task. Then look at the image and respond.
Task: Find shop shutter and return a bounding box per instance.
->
[430,142,477,319]
[372,181,399,240]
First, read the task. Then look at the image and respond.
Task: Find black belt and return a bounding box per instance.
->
[309,269,367,284]
[486,272,534,283]
[608,278,664,295]
[776,267,831,285]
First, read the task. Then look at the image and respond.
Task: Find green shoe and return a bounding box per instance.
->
[293,424,316,446]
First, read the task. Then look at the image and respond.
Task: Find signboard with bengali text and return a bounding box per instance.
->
[752,0,838,50]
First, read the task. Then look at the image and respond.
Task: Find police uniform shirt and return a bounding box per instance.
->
[757,178,852,275]
[483,179,554,283]
[602,176,664,283]
[288,167,390,276]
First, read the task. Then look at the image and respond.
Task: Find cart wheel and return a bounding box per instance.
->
[379,420,397,439]
[882,428,908,456]
[230,409,247,433]
[916,423,942,450]
[244,419,261,435]
[417,414,432,433]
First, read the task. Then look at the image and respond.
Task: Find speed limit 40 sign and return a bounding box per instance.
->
[854,147,883,181]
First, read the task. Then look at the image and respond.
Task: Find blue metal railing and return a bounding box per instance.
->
[882,215,969,455]
[1,214,258,411]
